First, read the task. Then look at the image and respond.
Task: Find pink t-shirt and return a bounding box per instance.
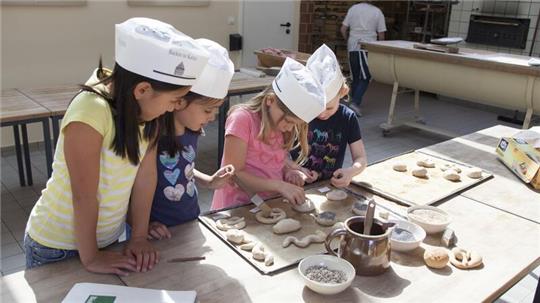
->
[211,108,286,210]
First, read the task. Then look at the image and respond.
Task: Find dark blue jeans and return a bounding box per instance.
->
[24,233,79,269]
[349,51,371,106]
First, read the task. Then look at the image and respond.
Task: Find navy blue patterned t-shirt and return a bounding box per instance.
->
[291,104,362,181]
[151,130,200,226]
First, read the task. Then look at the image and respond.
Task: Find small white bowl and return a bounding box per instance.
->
[298,255,355,295]
[389,219,426,252]
[407,205,451,234]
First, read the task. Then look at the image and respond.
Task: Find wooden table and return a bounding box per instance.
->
[362,40,540,136]
[0,89,53,185]
[419,125,540,224]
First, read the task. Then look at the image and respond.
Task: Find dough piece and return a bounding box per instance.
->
[292,198,315,212]
[412,167,428,178]
[326,189,348,201]
[424,247,449,269]
[251,243,274,266]
[272,218,301,234]
[440,164,461,173]
[239,241,257,251]
[443,170,461,182]
[466,168,483,179]
[417,159,436,168]
[225,229,245,244]
[393,163,407,172]
[352,201,368,216]
[312,211,337,226]
[379,211,389,220]
[264,253,274,266]
[255,208,286,224]
[282,230,327,248]
[449,247,483,269]
[216,216,246,231]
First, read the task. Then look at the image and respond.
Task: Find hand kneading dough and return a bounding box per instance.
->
[393,163,407,172]
[417,159,436,168]
[443,170,461,181]
[412,167,428,178]
[326,189,348,200]
[292,198,315,212]
[424,247,449,269]
[272,218,301,234]
[466,168,483,179]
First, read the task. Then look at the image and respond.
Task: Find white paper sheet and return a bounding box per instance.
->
[62,283,196,303]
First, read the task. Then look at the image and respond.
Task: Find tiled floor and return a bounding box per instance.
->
[1,82,538,301]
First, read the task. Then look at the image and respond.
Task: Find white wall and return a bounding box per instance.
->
[448,0,540,56]
[0,0,242,147]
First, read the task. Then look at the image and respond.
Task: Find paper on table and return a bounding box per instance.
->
[513,128,540,149]
[62,283,196,303]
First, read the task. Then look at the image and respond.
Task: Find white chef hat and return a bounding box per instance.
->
[306,44,345,102]
[272,57,326,123]
[190,39,235,99]
[115,17,210,86]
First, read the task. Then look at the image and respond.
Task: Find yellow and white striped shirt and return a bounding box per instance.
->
[26,70,148,250]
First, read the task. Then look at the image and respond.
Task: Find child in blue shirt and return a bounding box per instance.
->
[148,39,235,239]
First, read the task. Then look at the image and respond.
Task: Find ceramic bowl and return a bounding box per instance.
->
[389,219,426,252]
[298,255,355,295]
[407,205,451,234]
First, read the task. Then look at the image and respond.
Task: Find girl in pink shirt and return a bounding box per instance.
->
[211,58,326,210]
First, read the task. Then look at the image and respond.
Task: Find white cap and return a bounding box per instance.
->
[306,44,344,102]
[272,57,326,123]
[115,17,210,86]
[190,39,235,99]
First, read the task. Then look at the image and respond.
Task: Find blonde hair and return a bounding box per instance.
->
[229,86,310,164]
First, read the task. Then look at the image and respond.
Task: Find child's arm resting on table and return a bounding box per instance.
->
[331,139,367,188]
[223,135,305,205]
[65,122,137,276]
[126,144,160,272]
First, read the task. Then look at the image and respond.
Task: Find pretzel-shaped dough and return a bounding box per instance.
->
[252,242,274,266]
[255,208,286,224]
[449,247,482,269]
[282,230,326,248]
[216,216,246,231]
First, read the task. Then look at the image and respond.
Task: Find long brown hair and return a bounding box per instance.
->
[229,86,310,164]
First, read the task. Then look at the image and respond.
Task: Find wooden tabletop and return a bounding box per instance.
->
[362,40,540,77]
[227,72,273,95]
[17,86,80,116]
[0,89,51,123]
[419,125,540,224]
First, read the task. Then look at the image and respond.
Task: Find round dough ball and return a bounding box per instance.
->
[313,211,337,226]
[467,168,483,179]
[443,170,461,181]
[225,229,245,245]
[272,218,301,234]
[292,198,315,212]
[412,167,428,178]
[352,201,368,216]
[417,159,435,168]
[424,248,449,269]
[326,189,348,201]
[393,163,408,172]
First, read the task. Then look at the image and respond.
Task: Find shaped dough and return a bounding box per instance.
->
[440,163,461,173]
[239,241,257,251]
[412,167,428,178]
[225,229,245,244]
[282,230,327,248]
[255,208,286,224]
[424,247,449,269]
[352,201,368,216]
[216,216,246,231]
[273,218,301,234]
[252,242,274,266]
[312,211,337,226]
[449,247,482,269]
[417,159,436,168]
[466,168,483,179]
[326,189,348,201]
[393,163,407,172]
[292,198,315,212]
[443,171,461,182]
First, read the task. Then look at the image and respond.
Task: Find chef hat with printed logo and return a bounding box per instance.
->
[307,44,345,102]
[190,39,235,99]
[272,57,326,123]
[115,17,210,86]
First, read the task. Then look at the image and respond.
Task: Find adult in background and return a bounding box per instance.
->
[341,1,386,116]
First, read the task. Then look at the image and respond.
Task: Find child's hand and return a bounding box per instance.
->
[284,169,306,187]
[124,236,160,273]
[148,221,171,240]
[330,168,354,188]
[278,182,305,205]
[300,168,319,183]
[83,251,137,276]
[209,164,235,189]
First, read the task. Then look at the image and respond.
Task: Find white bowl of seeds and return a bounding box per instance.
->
[407,206,451,234]
[298,255,355,295]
